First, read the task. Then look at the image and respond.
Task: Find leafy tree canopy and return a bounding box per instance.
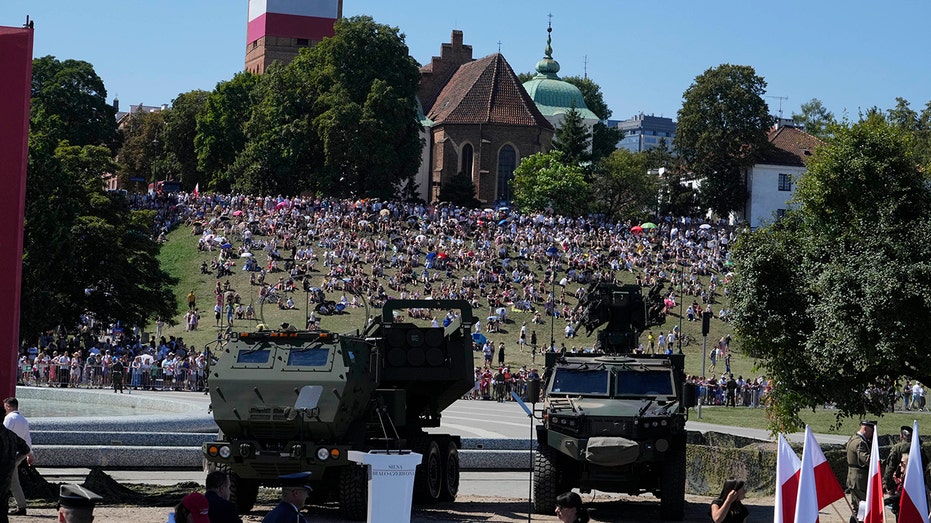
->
[729,118,931,432]
[438,172,480,208]
[792,98,836,140]
[590,149,658,221]
[195,72,260,192]
[162,90,209,189]
[674,64,774,217]
[511,151,589,216]
[30,56,120,151]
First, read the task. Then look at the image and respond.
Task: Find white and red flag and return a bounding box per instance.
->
[793,426,820,523]
[898,421,929,523]
[775,433,801,523]
[193,183,200,199]
[864,427,884,523]
[804,425,847,509]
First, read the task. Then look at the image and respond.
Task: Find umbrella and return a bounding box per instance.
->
[240,252,253,258]
[232,210,244,217]
[472,333,487,345]
[641,222,658,229]
[630,225,643,234]
[437,252,447,259]
[220,243,233,249]
[380,209,390,217]
[699,223,712,230]
[276,201,290,210]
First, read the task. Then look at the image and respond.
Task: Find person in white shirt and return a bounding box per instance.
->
[3,397,34,516]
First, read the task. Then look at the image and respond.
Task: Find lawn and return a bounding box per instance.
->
[154,224,747,378]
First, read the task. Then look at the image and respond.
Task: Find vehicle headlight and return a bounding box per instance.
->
[316,447,330,461]
[219,446,232,459]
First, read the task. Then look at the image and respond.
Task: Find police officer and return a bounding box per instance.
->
[263,472,312,523]
[57,484,101,523]
[847,420,875,520]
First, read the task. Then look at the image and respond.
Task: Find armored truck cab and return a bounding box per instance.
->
[203,300,474,519]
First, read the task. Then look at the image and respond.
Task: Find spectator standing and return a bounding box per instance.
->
[3,398,33,516]
[0,422,28,523]
[205,471,241,523]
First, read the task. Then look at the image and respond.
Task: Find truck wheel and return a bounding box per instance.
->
[659,445,686,521]
[233,477,259,514]
[532,443,559,514]
[338,463,368,521]
[439,440,460,502]
[413,439,443,503]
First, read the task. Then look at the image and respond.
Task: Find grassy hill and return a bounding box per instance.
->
[153,223,749,380]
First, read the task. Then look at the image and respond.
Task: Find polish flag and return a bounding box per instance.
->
[193,183,200,199]
[775,434,801,523]
[803,425,847,508]
[898,421,929,523]
[864,428,884,523]
[793,426,820,523]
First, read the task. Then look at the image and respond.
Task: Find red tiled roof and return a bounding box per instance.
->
[426,53,553,129]
[760,126,823,167]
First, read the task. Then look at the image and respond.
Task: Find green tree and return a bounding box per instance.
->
[21,58,177,341]
[117,110,166,185]
[162,90,209,189]
[791,98,836,140]
[438,172,480,208]
[590,149,658,220]
[729,118,931,432]
[307,16,423,198]
[511,151,589,215]
[195,72,260,191]
[30,56,120,151]
[674,64,775,217]
[887,97,919,131]
[551,106,591,166]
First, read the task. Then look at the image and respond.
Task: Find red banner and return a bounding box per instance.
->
[0,26,34,398]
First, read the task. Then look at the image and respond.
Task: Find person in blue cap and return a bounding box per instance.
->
[263,472,312,523]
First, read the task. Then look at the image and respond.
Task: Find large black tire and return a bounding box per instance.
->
[532,443,559,514]
[659,445,686,521]
[233,476,260,514]
[338,463,368,521]
[439,440,460,502]
[413,439,443,503]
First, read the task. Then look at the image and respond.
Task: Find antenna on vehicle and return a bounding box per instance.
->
[512,386,540,523]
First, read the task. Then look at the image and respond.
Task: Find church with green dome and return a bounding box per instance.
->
[522,23,599,137]
[413,23,598,204]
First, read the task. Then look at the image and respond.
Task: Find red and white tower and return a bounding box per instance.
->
[245,0,343,74]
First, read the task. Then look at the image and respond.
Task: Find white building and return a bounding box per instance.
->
[742,124,822,228]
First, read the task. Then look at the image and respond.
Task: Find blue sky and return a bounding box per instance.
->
[5,0,930,122]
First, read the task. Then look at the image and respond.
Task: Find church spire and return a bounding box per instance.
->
[535,14,560,78]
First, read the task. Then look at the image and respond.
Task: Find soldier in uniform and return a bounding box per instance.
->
[57,484,101,523]
[883,425,919,494]
[846,420,875,521]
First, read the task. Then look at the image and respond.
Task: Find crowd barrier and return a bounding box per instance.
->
[16,363,206,392]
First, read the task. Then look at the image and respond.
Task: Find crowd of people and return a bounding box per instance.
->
[19,189,746,396]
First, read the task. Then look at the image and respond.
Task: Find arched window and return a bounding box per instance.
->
[461,144,474,178]
[496,145,517,202]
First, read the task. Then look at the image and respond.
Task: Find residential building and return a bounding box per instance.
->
[743,124,822,227]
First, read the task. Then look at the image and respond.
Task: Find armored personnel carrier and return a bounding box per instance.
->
[202,299,474,519]
[532,283,696,520]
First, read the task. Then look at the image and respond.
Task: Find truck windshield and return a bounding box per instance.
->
[236,349,271,364]
[615,370,674,397]
[287,347,330,367]
[551,369,609,395]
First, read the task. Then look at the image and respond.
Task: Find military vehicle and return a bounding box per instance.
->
[532,283,696,520]
[202,299,474,519]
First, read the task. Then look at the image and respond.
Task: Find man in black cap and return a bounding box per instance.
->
[263,472,311,523]
[883,425,928,495]
[57,484,101,523]
[846,420,875,520]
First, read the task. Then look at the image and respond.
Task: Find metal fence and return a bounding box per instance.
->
[16,363,206,391]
